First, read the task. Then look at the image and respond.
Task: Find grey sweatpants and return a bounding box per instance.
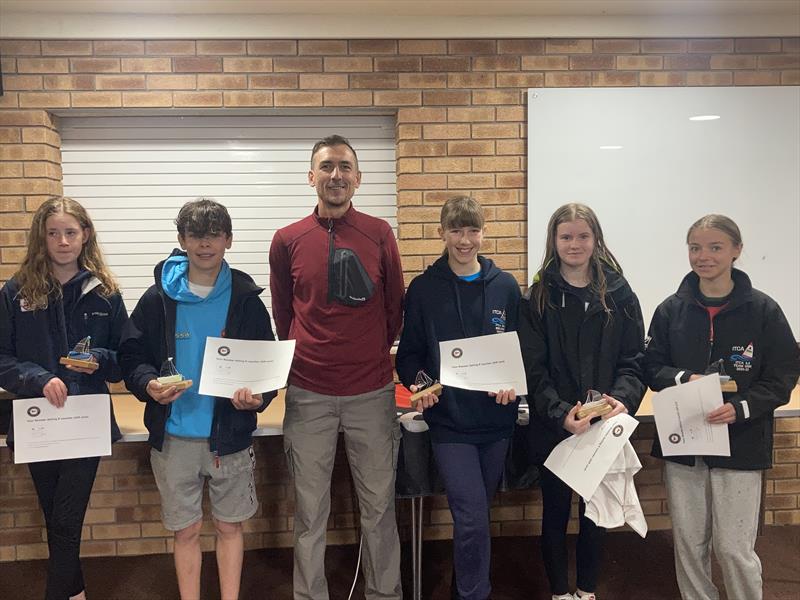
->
[664,460,763,600]
[283,382,402,600]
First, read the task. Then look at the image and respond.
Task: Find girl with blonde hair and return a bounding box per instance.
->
[0,196,127,600]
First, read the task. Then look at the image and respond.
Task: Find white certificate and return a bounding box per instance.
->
[439,331,528,396]
[544,413,639,500]
[652,374,731,457]
[12,394,111,464]
[198,337,296,398]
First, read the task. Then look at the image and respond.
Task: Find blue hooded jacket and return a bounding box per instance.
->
[160,254,232,438]
[396,255,522,444]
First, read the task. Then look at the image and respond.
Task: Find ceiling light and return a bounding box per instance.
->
[689,115,721,121]
[599,145,623,150]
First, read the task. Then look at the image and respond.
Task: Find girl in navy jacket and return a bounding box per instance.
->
[645,214,799,600]
[518,203,646,600]
[0,196,126,600]
[396,196,520,600]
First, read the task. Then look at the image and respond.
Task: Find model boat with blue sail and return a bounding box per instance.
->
[59,336,99,371]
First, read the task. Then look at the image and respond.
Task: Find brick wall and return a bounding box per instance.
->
[0,36,799,559]
[2,419,799,561]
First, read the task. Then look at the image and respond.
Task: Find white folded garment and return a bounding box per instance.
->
[584,441,648,538]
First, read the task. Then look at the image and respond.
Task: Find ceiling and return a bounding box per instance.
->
[1,1,799,16]
[1,0,798,38]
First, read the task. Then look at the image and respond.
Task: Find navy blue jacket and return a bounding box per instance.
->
[396,255,522,444]
[519,264,646,464]
[118,251,277,456]
[646,269,799,470]
[0,271,127,447]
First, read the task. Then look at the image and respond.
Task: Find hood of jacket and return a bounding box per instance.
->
[160,253,232,304]
[152,249,263,302]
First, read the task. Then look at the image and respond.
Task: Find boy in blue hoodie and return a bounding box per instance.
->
[119,199,276,600]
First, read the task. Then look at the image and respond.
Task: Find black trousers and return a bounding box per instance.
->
[28,456,100,600]
[539,465,606,595]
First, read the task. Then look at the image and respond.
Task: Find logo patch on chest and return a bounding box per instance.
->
[730,342,754,372]
[491,309,507,333]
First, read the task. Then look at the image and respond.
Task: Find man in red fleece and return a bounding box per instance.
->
[269,135,404,600]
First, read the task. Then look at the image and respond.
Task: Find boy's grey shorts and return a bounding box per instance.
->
[150,434,258,531]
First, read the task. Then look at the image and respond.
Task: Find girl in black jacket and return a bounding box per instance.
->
[518,203,646,600]
[0,196,126,600]
[645,214,799,600]
[396,196,520,600]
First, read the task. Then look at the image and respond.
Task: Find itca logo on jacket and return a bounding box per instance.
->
[730,342,754,373]
[491,309,507,334]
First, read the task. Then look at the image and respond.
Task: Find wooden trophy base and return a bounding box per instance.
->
[409,383,442,409]
[59,356,98,371]
[157,377,193,391]
[720,380,738,393]
[576,399,613,420]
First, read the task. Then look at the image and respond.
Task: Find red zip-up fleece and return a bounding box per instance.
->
[269,205,405,396]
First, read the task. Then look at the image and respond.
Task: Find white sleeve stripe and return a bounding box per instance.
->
[674,371,685,386]
[742,400,750,419]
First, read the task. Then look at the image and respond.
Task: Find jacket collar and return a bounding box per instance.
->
[675,268,753,310]
[313,203,355,227]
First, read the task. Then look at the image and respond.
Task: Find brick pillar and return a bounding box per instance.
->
[0,110,63,283]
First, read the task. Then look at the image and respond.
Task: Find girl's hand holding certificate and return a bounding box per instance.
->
[489,388,516,405]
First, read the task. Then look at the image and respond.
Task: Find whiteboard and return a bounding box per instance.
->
[527,87,800,338]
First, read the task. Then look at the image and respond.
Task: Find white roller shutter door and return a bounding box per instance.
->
[60,114,397,312]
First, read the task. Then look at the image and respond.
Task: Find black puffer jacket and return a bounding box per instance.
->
[0,271,127,447]
[519,263,646,464]
[646,269,799,470]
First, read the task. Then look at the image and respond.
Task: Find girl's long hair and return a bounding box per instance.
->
[14,196,119,310]
[533,203,622,316]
